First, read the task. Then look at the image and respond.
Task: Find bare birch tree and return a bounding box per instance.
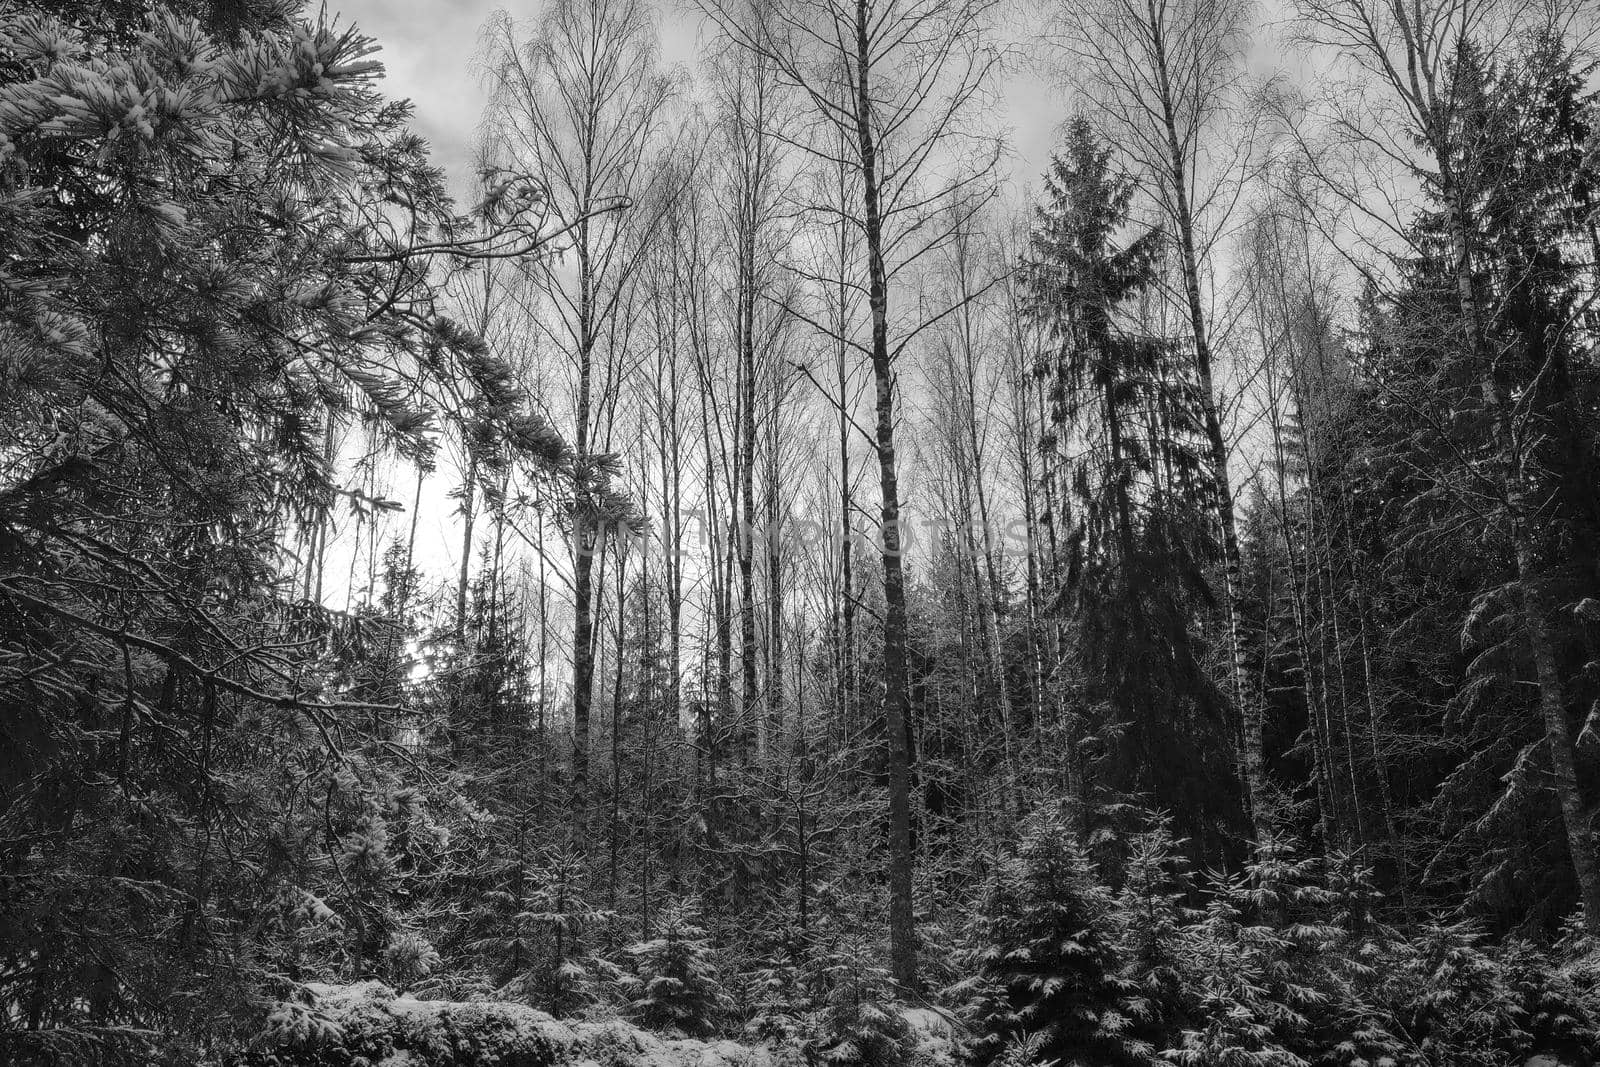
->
[696,0,1003,986]
[479,0,673,813]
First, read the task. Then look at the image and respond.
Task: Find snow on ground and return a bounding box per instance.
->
[246,982,963,1067]
[249,983,1581,1067]
[899,1007,957,1067]
[252,981,781,1067]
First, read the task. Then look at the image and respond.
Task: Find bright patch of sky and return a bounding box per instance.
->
[334,0,1062,197]
[311,0,1070,611]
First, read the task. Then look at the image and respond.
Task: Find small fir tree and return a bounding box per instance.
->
[810,932,913,1067]
[473,846,617,1016]
[1112,821,1198,1038]
[623,900,730,1037]
[964,807,1155,1067]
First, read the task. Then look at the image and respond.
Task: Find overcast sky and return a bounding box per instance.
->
[333,0,1062,198]
[334,0,501,192]
[320,0,1067,595]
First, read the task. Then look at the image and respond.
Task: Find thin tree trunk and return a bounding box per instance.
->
[610,546,626,908]
[766,415,787,746]
[955,273,1016,799]
[1147,0,1258,842]
[738,227,761,766]
[456,451,478,637]
[853,0,916,986]
[836,176,859,760]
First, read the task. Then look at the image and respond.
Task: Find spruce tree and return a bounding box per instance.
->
[810,932,912,1067]
[964,808,1155,1067]
[624,900,730,1037]
[1022,118,1235,852]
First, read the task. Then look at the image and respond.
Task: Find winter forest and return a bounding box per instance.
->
[13,0,1600,1061]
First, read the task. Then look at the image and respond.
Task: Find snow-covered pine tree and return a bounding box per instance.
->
[472,846,617,1015]
[0,1,576,1056]
[1164,880,1308,1067]
[623,899,730,1037]
[964,807,1156,1067]
[1167,835,1387,1067]
[745,927,815,1044]
[1021,119,1235,856]
[1112,820,1198,1038]
[810,932,913,1067]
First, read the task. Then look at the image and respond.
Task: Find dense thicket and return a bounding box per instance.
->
[6,0,1600,1063]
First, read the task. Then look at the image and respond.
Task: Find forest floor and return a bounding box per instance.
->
[243,981,959,1067]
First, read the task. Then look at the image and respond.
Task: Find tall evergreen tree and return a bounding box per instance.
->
[1021,120,1236,852]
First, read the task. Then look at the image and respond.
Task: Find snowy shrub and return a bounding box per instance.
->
[1160,886,1310,1067]
[238,983,562,1067]
[257,1001,345,1050]
[385,931,444,984]
[1501,937,1600,1061]
[1355,922,1600,1066]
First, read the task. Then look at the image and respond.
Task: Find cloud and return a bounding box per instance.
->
[334,0,501,191]
[335,0,1058,198]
